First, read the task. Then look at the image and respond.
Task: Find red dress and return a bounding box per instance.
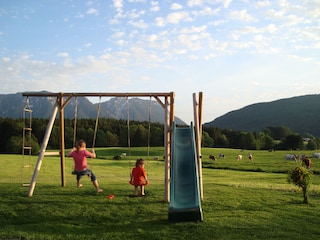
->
[131,166,147,186]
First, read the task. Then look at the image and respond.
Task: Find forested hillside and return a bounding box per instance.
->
[205,94,320,137]
[0,118,166,154]
[2,117,320,154]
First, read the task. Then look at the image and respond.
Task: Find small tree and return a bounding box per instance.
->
[287,162,312,204]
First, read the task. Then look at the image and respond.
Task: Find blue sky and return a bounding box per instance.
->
[1,0,319,123]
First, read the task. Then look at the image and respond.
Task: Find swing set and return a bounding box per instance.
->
[21,92,203,203]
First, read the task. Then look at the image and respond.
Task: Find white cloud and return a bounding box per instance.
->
[129,19,148,28]
[113,0,123,10]
[148,34,158,42]
[266,9,285,18]
[254,34,264,41]
[177,33,204,51]
[112,31,126,38]
[215,0,232,8]
[140,75,150,81]
[155,17,165,27]
[230,9,256,22]
[188,0,203,7]
[113,0,124,17]
[265,24,278,34]
[285,14,304,26]
[57,52,69,58]
[255,1,271,8]
[180,25,207,34]
[167,11,192,24]
[128,9,145,19]
[86,8,99,15]
[3,57,10,62]
[171,3,183,10]
[150,1,160,12]
[209,19,226,26]
[116,39,126,46]
[195,6,221,16]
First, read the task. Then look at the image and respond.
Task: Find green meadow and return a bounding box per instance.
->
[1,148,320,240]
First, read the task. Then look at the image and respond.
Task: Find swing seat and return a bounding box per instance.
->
[72,169,91,176]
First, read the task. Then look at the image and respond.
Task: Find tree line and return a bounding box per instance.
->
[0,118,319,154]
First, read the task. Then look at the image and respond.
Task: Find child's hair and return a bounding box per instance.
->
[75,139,86,151]
[135,158,144,167]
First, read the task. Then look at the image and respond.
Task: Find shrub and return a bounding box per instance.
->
[287,162,312,204]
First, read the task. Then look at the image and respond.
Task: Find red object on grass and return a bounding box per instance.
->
[107,194,114,199]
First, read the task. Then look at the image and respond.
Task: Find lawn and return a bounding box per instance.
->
[1,148,320,239]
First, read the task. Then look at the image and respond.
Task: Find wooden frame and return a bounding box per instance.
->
[22,92,175,201]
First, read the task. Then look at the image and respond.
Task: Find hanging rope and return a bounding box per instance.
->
[92,96,101,149]
[127,95,132,174]
[73,97,78,148]
[147,95,152,158]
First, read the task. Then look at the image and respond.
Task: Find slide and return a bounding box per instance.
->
[168,123,203,222]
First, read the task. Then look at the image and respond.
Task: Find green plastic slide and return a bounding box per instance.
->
[168,123,203,222]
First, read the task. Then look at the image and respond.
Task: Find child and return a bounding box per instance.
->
[130,158,148,196]
[68,139,103,193]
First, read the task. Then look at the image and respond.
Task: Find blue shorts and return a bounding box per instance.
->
[72,169,96,181]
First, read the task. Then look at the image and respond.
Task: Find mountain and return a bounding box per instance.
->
[0,92,186,125]
[204,94,320,137]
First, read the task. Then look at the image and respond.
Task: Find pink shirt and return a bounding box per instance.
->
[68,150,93,171]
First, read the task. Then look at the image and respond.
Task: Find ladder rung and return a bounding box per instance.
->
[23,127,32,131]
[23,108,33,113]
[44,151,60,156]
[22,165,31,168]
[22,183,30,187]
[23,146,32,150]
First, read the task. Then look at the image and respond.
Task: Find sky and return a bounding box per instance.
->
[0,0,319,124]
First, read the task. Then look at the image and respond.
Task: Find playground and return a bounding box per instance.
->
[21,92,204,218]
[1,92,320,239]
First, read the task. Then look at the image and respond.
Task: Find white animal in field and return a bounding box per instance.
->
[248,153,253,162]
[285,154,298,161]
[237,154,243,161]
[313,153,320,158]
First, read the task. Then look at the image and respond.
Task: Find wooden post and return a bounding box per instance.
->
[58,93,66,187]
[193,92,203,200]
[164,96,170,203]
[164,92,175,202]
[27,104,59,197]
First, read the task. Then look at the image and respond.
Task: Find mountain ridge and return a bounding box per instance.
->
[0,92,185,125]
[204,94,320,137]
[2,92,320,136]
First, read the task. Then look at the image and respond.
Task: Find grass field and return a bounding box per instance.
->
[1,148,320,239]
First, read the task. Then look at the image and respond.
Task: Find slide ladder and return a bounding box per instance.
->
[168,123,203,222]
